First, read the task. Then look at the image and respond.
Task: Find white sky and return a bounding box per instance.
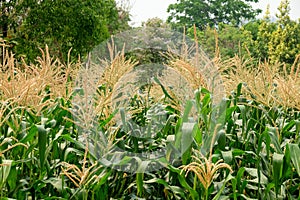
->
[119,0,300,27]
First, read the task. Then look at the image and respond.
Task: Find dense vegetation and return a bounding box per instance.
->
[0,0,130,62]
[167,0,262,30]
[0,0,300,199]
[186,0,300,65]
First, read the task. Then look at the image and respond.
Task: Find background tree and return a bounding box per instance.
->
[142,17,170,29]
[0,0,10,38]
[187,23,253,60]
[115,0,132,31]
[253,5,275,61]
[268,0,300,65]
[1,0,129,63]
[167,0,261,30]
[125,18,173,64]
[0,0,26,38]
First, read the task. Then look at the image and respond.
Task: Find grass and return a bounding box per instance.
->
[0,37,300,199]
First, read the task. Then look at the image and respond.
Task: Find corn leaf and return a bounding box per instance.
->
[273,153,284,196]
[288,143,300,176]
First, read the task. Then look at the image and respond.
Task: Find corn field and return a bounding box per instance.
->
[0,37,300,200]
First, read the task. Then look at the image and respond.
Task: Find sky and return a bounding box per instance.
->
[119,0,300,27]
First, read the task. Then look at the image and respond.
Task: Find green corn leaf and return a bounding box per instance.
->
[182,100,193,122]
[181,122,195,157]
[99,109,118,127]
[44,177,64,192]
[268,127,283,153]
[231,176,237,200]
[193,124,202,146]
[97,169,112,186]
[136,159,150,197]
[37,124,47,173]
[61,134,86,150]
[236,167,246,194]
[168,165,199,199]
[153,77,174,101]
[200,87,211,95]
[288,143,300,176]
[282,120,295,133]
[212,174,235,200]
[7,166,17,190]
[64,147,84,161]
[295,120,300,135]
[234,83,243,105]
[245,167,268,184]
[145,177,186,198]
[136,159,151,173]
[273,153,284,196]
[120,108,128,132]
[218,130,226,151]
[145,177,169,186]
[136,172,144,197]
[263,183,275,200]
[175,101,193,149]
[0,160,13,186]
[221,150,232,164]
[20,125,38,143]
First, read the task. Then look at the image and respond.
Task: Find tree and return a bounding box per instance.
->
[167,0,261,30]
[187,23,253,60]
[0,0,25,38]
[268,0,300,65]
[0,0,10,38]
[1,0,130,63]
[142,17,170,29]
[254,5,276,60]
[124,18,173,64]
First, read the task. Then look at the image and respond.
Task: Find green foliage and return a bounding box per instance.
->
[183,1,300,65]
[1,2,300,197]
[268,0,300,65]
[0,0,21,38]
[249,1,300,65]
[18,0,118,62]
[1,0,128,63]
[167,0,261,30]
[188,23,253,59]
[1,78,300,199]
[142,17,170,29]
[253,6,276,60]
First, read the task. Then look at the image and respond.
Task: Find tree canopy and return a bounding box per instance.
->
[267,0,300,64]
[167,0,262,30]
[0,0,130,62]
